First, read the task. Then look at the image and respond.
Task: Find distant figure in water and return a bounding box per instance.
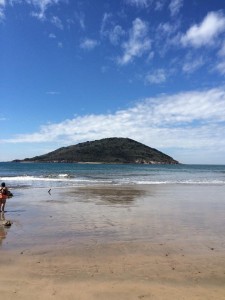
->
[48,189,51,195]
[0,182,8,212]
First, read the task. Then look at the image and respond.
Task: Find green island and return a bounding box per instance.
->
[13,137,179,164]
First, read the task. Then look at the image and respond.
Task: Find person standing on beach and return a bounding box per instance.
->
[0,182,9,212]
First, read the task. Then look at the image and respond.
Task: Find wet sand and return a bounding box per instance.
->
[0,184,225,299]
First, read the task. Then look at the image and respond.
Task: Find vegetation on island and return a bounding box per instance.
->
[14,137,179,164]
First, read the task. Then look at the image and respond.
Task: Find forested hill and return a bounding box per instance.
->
[14,138,179,164]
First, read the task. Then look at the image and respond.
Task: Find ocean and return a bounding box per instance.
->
[0,162,225,189]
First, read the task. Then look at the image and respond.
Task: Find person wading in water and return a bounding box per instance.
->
[0,182,9,212]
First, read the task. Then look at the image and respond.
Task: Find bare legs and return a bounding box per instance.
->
[0,199,6,212]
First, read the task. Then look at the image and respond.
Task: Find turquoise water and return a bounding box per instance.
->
[0,162,225,188]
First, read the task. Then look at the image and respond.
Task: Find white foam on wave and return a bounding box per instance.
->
[0,175,76,182]
[0,175,113,184]
[0,176,36,181]
[1,176,225,186]
[134,180,225,185]
[58,174,70,178]
[135,181,171,185]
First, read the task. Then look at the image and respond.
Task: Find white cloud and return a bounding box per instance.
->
[109,25,125,46]
[156,21,181,48]
[100,12,112,37]
[145,69,167,84]
[157,22,178,35]
[0,8,4,21]
[124,0,151,8]
[118,18,151,65]
[155,0,164,11]
[80,38,98,50]
[57,41,63,48]
[3,87,225,162]
[28,0,61,20]
[74,11,85,30]
[147,51,154,61]
[155,21,181,57]
[1,0,63,21]
[100,13,125,46]
[0,0,6,21]
[51,15,63,29]
[216,60,225,75]
[148,88,225,124]
[0,0,63,20]
[125,0,165,11]
[218,40,225,56]
[182,56,204,73]
[169,0,183,17]
[49,33,56,38]
[181,11,225,48]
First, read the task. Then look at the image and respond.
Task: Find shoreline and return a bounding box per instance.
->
[10,160,180,165]
[0,184,225,299]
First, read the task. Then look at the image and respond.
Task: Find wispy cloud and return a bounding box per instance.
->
[181,11,225,48]
[118,18,151,65]
[216,60,225,75]
[124,0,151,8]
[156,21,181,55]
[145,69,167,84]
[57,41,63,48]
[155,0,165,11]
[51,15,63,29]
[0,9,4,22]
[0,0,6,21]
[109,25,125,46]
[100,12,112,37]
[80,38,99,50]
[169,0,183,17]
[218,40,225,57]
[3,87,225,162]
[157,22,180,36]
[0,0,63,21]
[125,0,179,13]
[182,55,204,74]
[46,91,60,95]
[49,33,56,39]
[100,13,125,46]
[0,0,64,20]
[29,0,62,20]
[74,11,85,30]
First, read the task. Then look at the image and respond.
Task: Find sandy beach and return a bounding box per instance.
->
[0,184,225,299]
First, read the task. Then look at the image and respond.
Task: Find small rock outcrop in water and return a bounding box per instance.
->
[13,137,179,164]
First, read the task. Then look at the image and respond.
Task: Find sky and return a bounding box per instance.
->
[1,0,225,164]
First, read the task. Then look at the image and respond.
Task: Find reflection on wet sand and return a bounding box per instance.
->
[0,212,8,245]
[0,185,225,299]
[66,186,147,205]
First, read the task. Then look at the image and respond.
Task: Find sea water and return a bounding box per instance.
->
[1,162,225,252]
[0,162,225,188]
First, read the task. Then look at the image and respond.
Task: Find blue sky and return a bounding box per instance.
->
[1,0,225,164]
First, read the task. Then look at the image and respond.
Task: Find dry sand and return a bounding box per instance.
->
[0,184,225,299]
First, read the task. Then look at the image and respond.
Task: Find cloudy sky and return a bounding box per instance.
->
[1,0,225,164]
